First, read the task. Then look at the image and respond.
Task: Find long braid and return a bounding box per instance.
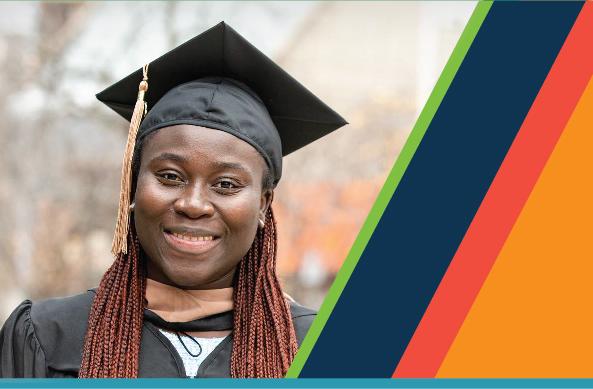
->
[79,228,145,378]
[231,207,299,378]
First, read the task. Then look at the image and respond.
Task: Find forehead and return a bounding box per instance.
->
[140,124,268,172]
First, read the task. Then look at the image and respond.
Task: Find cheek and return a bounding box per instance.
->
[216,195,262,257]
[220,194,261,234]
[133,173,173,245]
[134,174,171,217]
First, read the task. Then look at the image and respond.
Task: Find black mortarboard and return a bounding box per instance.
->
[97,22,347,256]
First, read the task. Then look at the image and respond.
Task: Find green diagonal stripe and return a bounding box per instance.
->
[286,1,493,378]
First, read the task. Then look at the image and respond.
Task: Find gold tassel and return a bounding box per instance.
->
[111,64,149,256]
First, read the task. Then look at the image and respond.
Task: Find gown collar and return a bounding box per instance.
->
[143,309,234,332]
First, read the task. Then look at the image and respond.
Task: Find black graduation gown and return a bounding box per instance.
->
[0,290,316,378]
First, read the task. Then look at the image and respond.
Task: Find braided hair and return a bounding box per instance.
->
[79,132,298,378]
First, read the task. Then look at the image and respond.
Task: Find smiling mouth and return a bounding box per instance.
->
[163,229,221,254]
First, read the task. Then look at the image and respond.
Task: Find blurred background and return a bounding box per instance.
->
[0,1,474,323]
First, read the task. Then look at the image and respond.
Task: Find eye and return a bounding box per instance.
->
[213,178,242,193]
[214,180,235,189]
[157,171,184,184]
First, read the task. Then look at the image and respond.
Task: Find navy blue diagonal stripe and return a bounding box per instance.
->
[299,1,583,378]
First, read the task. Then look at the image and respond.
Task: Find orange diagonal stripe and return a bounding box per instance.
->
[438,76,593,377]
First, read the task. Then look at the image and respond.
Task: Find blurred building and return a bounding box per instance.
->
[0,1,474,323]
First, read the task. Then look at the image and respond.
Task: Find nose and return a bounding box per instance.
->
[172,183,214,219]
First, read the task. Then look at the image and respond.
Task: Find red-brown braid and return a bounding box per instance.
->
[231,208,299,377]
[79,228,145,378]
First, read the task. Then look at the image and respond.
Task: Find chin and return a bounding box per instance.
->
[163,265,235,289]
[164,270,209,289]
[150,249,240,289]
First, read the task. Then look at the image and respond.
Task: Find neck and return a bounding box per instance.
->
[145,278,234,322]
[144,255,237,290]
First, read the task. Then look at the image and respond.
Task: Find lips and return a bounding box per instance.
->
[163,227,221,254]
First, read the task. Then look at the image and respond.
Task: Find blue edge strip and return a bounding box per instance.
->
[1,379,593,388]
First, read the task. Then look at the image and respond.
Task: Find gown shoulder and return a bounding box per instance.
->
[0,290,95,378]
[0,300,46,377]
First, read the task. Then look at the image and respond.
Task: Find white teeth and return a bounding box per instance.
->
[171,232,214,242]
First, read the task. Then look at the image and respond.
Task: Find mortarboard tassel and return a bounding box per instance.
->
[111,64,149,256]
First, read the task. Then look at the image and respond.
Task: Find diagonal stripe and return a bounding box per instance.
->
[438,75,593,377]
[299,1,583,378]
[393,1,592,378]
[285,1,492,378]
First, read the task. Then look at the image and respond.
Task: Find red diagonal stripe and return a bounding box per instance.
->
[393,2,593,378]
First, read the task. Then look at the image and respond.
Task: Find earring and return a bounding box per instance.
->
[258,218,265,229]
[129,202,136,212]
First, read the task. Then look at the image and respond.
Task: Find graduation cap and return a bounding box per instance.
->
[96,22,347,256]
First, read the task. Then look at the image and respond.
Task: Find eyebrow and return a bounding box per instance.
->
[151,153,249,173]
[211,161,249,174]
[151,152,188,163]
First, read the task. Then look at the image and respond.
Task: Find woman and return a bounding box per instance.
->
[0,22,346,378]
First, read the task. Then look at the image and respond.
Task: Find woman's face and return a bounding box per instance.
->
[134,124,272,289]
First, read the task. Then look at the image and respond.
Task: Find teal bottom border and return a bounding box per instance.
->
[1,379,593,388]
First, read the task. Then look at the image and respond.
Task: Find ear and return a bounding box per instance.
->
[259,188,274,220]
